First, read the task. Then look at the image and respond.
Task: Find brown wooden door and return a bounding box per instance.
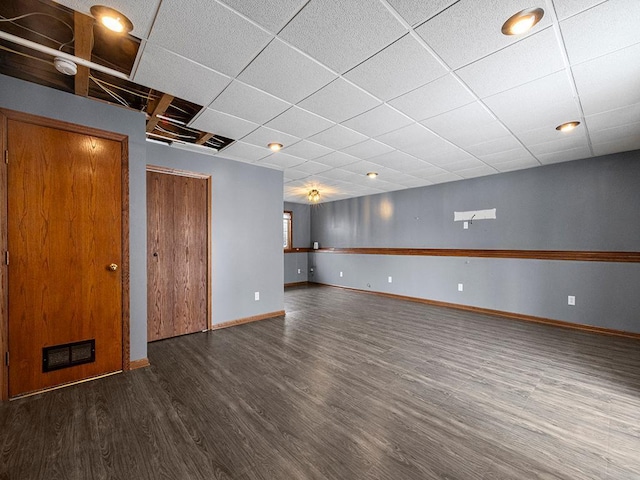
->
[7,118,123,397]
[147,169,208,342]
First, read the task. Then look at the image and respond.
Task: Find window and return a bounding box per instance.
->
[283,211,292,250]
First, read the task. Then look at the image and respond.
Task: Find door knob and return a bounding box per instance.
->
[108,263,118,271]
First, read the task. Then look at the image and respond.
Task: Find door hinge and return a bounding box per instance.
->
[4,352,8,367]
[4,150,7,164]
[4,251,8,266]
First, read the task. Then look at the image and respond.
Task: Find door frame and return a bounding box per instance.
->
[0,108,130,401]
[146,165,212,334]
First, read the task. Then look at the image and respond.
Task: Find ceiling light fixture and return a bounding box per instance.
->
[90,5,133,34]
[501,8,544,35]
[268,142,283,152]
[53,57,77,76]
[308,189,320,203]
[555,121,581,132]
[367,172,378,179]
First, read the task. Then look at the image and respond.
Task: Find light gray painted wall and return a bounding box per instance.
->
[309,153,640,333]
[148,144,284,323]
[1,74,284,361]
[284,201,311,284]
[311,153,640,251]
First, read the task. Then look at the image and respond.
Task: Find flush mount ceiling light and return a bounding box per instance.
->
[308,189,320,203]
[268,142,283,152]
[90,5,133,34]
[366,172,378,179]
[501,7,544,35]
[555,121,581,132]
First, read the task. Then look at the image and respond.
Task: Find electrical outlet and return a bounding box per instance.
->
[458,283,463,292]
[297,269,301,274]
[254,292,259,301]
[568,295,575,306]
[463,221,469,229]
[388,276,392,283]
[340,271,343,277]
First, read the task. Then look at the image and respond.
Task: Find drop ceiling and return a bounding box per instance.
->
[1,0,639,203]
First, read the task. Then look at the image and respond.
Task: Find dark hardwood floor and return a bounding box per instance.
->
[2,284,640,479]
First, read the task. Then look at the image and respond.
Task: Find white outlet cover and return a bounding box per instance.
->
[568,295,575,305]
[340,271,343,277]
[458,283,464,292]
[388,276,392,283]
[297,269,301,274]
[463,221,469,229]
[255,291,260,301]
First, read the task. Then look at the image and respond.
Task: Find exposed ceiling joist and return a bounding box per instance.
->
[195,132,214,145]
[73,11,93,97]
[146,93,174,133]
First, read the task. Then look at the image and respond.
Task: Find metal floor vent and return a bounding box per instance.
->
[42,340,95,372]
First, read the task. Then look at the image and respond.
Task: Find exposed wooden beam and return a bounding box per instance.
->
[195,132,214,145]
[73,11,94,97]
[146,93,174,133]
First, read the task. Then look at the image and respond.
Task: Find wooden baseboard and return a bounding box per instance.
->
[285,281,310,288]
[311,282,640,340]
[211,310,285,331]
[130,358,150,370]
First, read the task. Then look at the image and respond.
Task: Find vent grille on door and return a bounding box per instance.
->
[42,340,95,372]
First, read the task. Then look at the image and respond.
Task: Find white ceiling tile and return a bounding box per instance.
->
[389,74,476,121]
[455,165,499,179]
[216,141,271,162]
[279,0,406,73]
[340,139,395,159]
[553,0,607,20]
[308,125,368,150]
[415,0,553,69]
[217,0,307,32]
[589,121,640,145]
[340,160,387,175]
[54,0,160,38]
[368,151,433,172]
[484,71,581,132]
[148,0,271,76]
[284,169,311,181]
[133,43,230,106]
[465,135,524,157]
[402,139,473,163]
[428,172,464,184]
[385,0,459,26]
[572,43,640,116]
[441,158,488,171]
[456,29,565,98]
[479,147,539,165]
[561,0,640,65]
[238,39,336,104]
[421,102,510,147]
[344,34,448,101]
[526,133,589,156]
[298,78,381,123]
[375,123,440,150]
[536,145,592,165]
[265,107,334,138]
[282,140,334,160]
[592,133,640,157]
[341,104,413,138]
[314,152,360,168]
[239,126,300,149]
[256,152,306,169]
[586,102,640,132]
[318,169,363,182]
[494,157,541,171]
[209,81,289,124]
[291,160,334,174]
[410,165,449,178]
[189,108,259,139]
[515,123,582,146]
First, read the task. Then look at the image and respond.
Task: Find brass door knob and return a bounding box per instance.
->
[108,263,118,271]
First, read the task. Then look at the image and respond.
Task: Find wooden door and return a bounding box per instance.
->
[147,168,209,342]
[6,117,125,398]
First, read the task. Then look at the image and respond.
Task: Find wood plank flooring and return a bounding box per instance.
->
[1,284,640,479]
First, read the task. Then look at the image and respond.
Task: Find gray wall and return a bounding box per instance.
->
[1,74,284,361]
[310,152,640,333]
[284,201,311,284]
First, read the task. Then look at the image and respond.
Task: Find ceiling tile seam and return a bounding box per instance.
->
[135,0,164,41]
[551,0,608,22]
[129,38,148,80]
[546,0,594,157]
[273,0,312,36]
[377,0,541,168]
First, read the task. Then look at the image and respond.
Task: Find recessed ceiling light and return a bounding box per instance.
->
[367,172,378,179]
[268,142,283,152]
[555,121,581,132]
[90,5,133,34]
[501,8,544,36]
